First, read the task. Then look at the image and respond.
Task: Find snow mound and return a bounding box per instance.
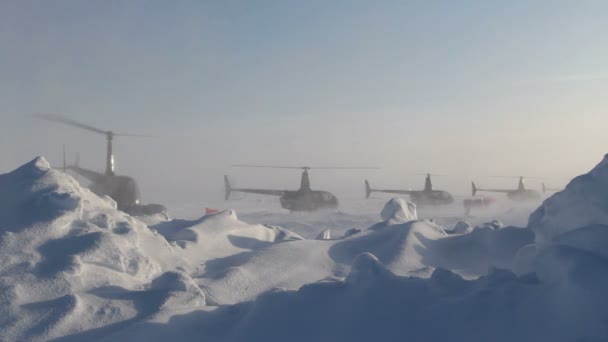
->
[477,219,504,230]
[198,218,448,305]
[332,220,447,274]
[315,228,332,240]
[516,222,608,278]
[151,210,303,270]
[449,221,473,234]
[345,252,396,287]
[529,154,608,243]
[198,197,532,304]
[427,225,534,276]
[516,154,608,285]
[0,157,203,341]
[380,198,417,223]
[553,224,608,259]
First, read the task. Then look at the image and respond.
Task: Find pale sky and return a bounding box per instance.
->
[1,0,608,206]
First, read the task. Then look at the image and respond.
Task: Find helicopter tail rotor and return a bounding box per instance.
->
[365,180,372,199]
[224,175,232,200]
[62,144,67,173]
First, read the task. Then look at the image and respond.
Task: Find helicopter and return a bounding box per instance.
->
[34,114,166,216]
[225,165,375,211]
[471,176,541,201]
[365,173,454,206]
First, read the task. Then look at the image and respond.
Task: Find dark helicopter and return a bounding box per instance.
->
[35,114,166,216]
[225,165,375,212]
[472,176,541,201]
[365,174,454,206]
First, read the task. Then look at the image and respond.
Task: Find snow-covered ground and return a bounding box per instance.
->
[170,190,539,239]
[1,155,607,341]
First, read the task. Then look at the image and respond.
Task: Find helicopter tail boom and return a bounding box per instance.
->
[365,180,419,197]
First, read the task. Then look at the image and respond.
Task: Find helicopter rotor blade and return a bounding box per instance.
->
[490,175,543,179]
[34,113,108,135]
[232,165,379,170]
[114,133,154,138]
[34,114,150,138]
[311,166,380,170]
[232,165,308,169]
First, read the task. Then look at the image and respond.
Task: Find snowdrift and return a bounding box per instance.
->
[529,153,608,243]
[151,210,303,271]
[199,198,532,304]
[513,154,608,285]
[0,158,204,341]
[107,251,608,342]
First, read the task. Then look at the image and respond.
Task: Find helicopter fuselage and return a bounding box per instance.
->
[506,190,541,201]
[279,190,339,211]
[89,174,140,210]
[71,167,166,215]
[409,190,454,206]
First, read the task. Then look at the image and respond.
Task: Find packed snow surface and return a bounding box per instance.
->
[1,156,607,341]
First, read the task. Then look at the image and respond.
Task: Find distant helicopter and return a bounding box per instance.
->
[35,114,166,216]
[225,165,376,211]
[471,176,541,201]
[365,174,454,206]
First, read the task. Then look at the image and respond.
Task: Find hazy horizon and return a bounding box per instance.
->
[2,0,607,207]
